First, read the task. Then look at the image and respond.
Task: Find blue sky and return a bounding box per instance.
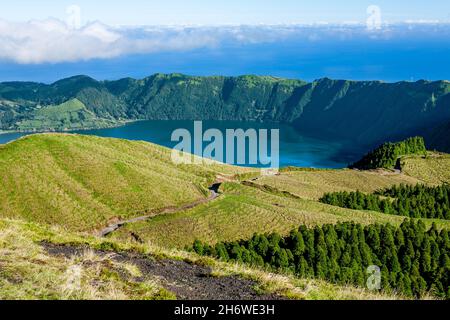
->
[0,1,449,82]
[2,0,450,25]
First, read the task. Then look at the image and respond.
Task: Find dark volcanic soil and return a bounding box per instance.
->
[41,242,281,300]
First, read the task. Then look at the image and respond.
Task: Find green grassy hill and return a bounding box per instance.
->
[253,168,421,200]
[0,133,248,232]
[349,136,427,170]
[400,152,450,185]
[14,99,120,131]
[1,134,449,300]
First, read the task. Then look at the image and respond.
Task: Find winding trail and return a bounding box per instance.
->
[98,173,270,238]
[98,183,222,237]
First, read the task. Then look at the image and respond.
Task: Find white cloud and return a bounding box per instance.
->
[0,18,449,64]
[0,19,302,64]
[0,19,125,63]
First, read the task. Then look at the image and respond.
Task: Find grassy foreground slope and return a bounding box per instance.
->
[0,134,248,232]
[1,134,449,244]
[0,218,408,300]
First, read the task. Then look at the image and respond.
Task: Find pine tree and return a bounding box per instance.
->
[291,231,305,256]
[215,242,229,261]
[193,239,204,255]
[194,219,448,298]
[230,242,243,262]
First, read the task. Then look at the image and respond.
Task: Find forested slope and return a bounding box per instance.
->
[1,74,449,151]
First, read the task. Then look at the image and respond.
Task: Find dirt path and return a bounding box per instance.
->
[98,183,221,237]
[42,242,281,300]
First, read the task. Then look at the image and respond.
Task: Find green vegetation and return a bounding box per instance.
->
[320,184,450,220]
[13,98,122,131]
[253,168,421,200]
[194,220,450,298]
[0,219,175,300]
[379,184,450,219]
[1,74,450,152]
[0,218,402,300]
[112,181,450,249]
[401,152,450,185]
[254,152,450,202]
[1,133,449,300]
[0,134,248,232]
[350,137,427,170]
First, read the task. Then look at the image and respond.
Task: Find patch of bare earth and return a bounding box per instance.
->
[41,242,281,300]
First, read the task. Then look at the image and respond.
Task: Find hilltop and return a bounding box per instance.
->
[1,74,450,152]
[350,136,427,170]
[0,133,248,232]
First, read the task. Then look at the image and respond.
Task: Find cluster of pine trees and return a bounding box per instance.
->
[320,184,450,220]
[350,136,426,170]
[193,220,450,298]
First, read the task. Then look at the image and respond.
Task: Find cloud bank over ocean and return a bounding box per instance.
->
[1,18,449,64]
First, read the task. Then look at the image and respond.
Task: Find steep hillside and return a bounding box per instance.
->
[14,99,120,131]
[1,74,449,152]
[349,136,427,170]
[426,120,450,152]
[0,134,248,232]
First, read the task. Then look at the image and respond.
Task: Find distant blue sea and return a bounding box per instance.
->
[1,25,449,83]
[0,120,364,168]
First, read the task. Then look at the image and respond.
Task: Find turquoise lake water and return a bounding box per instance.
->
[0,120,364,168]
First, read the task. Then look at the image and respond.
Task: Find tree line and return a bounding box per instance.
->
[193,220,450,299]
[320,184,450,220]
[349,136,426,170]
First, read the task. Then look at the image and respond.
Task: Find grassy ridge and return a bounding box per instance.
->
[0,134,248,232]
[111,151,450,248]
[1,134,448,243]
[401,153,450,185]
[253,169,421,200]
